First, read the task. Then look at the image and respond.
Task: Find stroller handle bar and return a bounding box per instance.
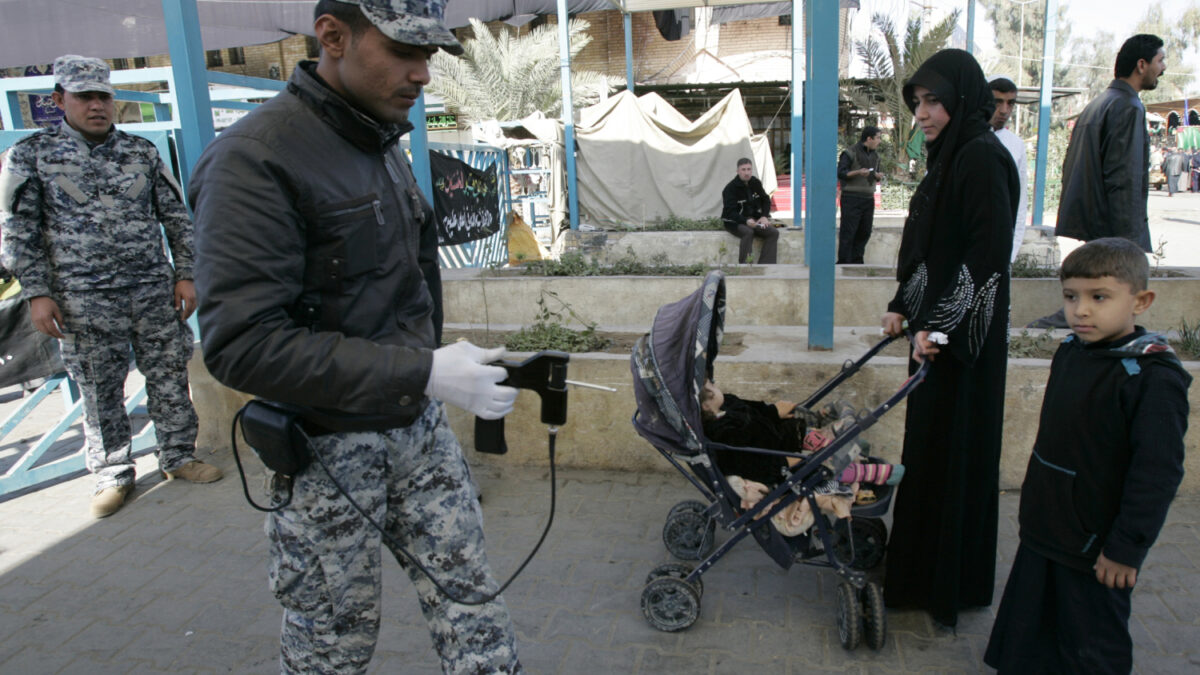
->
[800,331,929,411]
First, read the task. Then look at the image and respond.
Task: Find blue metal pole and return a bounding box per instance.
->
[161,0,215,187]
[803,1,814,262]
[806,0,837,351]
[557,0,579,230]
[410,94,434,200]
[1032,0,1057,226]
[790,2,804,251]
[966,0,976,53]
[624,12,635,93]
[792,0,803,247]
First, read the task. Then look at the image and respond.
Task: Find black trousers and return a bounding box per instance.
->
[985,544,1133,675]
[723,222,779,264]
[838,194,874,264]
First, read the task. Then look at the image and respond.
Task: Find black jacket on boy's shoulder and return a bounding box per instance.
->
[1018,328,1191,573]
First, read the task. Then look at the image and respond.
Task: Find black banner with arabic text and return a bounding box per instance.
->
[430,151,501,245]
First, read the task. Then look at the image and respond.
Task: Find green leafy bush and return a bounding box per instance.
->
[504,290,610,353]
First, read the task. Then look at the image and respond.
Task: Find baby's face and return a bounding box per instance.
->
[701,381,724,415]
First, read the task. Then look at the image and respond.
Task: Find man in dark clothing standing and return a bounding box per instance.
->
[721,157,778,264]
[1055,34,1165,251]
[836,126,882,264]
[1190,150,1200,192]
[1163,146,1187,197]
[1029,34,1165,329]
[188,1,522,672]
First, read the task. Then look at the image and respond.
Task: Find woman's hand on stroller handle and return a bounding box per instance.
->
[881,312,907,337]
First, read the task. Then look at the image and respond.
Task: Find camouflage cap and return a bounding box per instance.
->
[53,55,115,95]
[340,0,463,56]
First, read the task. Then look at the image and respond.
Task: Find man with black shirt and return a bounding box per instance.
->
[836,127,882,264]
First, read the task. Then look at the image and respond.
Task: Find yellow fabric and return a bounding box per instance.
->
[506,211,546,265]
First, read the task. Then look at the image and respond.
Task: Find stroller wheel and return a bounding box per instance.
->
[861,581,887,650]
[667,499,708,519]
[641,577,701,632]
[835,581,862,650]
[834,517,888,570]
[663,502,716,561]
[645,562,703,598]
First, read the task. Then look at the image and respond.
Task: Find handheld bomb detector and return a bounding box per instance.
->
[474,350,570,454]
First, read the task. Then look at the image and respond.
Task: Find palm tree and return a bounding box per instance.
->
[427,18,620,123]
[855,10,961,160]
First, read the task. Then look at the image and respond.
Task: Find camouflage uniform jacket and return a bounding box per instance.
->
[0,122,193,298]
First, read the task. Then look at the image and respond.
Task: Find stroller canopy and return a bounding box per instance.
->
[631,270,725,456]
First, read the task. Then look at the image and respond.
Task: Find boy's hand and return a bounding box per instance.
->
[1094,552,1138,589]
[774,401,796,418]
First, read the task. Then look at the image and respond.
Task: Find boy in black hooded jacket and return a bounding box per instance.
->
[985,238,1192,674]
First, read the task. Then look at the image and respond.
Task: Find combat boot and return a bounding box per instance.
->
[91,484,133,518]
[163,460,223,483]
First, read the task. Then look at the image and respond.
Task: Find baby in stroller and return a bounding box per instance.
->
[700,379,904,535]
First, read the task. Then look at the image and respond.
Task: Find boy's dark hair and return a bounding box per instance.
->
[860,126,881,143]
[314,0,371,39]
[736,157,753,168]
[1115,34,1164,79]
[989,77,1017,94]
[1060,237,1149,292]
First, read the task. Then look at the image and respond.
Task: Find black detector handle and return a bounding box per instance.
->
[475,351,570,454]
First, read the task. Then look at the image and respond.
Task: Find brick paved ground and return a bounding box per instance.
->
[1,443,1198,674]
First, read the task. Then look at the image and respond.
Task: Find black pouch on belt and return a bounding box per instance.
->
[238,400,311,477]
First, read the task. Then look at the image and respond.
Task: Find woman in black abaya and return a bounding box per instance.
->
[881,49,1019,627]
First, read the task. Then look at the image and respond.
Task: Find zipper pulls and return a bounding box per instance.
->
[372,199,384,225]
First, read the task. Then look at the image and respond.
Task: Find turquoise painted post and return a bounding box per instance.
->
[1032,0,1058,226]
[805,0,837,350]
[967,0,976,54]
[624,12,635,93]
[791,0,803,255]
[410,94,434,200]
[803,2,814,263]
[161,0,215,186]
[557,0,579,230]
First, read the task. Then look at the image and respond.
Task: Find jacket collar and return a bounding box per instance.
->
[288,61,413,153]
[1107,79,1139,99]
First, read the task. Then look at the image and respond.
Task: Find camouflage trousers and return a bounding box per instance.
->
[267,401,522,675]
[56,283,198,491]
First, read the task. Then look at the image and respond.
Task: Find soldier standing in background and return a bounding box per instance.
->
[0,55,221,519]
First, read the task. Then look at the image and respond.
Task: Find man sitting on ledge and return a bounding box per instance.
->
[721,157,778,264]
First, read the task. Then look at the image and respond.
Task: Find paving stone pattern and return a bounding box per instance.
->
[1,447,1199,673]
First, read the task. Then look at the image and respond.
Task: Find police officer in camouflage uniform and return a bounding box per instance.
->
[0,55,222,519]
[189,1,523,672]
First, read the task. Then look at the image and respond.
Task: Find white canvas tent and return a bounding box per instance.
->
[574,89,775,227]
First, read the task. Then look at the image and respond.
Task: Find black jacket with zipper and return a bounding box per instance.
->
[1055,79,1151,251]
[189,62,439,424]
[1018,329,1191,572]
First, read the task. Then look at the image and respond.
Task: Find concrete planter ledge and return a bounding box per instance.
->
[442,267,1200,331]
[563,222,1060,268]
[186,328,1200,494]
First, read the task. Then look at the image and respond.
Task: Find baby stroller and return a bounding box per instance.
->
[630,270,927,649]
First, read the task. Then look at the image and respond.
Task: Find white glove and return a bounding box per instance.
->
[424,341,518,420]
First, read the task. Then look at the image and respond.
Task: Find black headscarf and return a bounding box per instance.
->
[896,49,995,282]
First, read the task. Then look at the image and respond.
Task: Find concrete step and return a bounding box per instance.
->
[185,325,1200,495]
[565,219,1060,268]
[442,266,1200,331]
